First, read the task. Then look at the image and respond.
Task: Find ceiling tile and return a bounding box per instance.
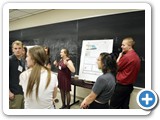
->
[9,9,51,22]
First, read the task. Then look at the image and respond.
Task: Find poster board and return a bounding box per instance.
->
[79,39,113,82]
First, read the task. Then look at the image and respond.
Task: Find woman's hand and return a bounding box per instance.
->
[53,60,58,66]
[80,100,88,109]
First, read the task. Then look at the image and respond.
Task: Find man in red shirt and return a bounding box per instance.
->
[110,37,141,109]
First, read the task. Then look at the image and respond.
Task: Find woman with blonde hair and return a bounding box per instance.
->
[19,45,57,109]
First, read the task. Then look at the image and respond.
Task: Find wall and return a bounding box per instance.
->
[10,9,139,31]
[9,9,143,109]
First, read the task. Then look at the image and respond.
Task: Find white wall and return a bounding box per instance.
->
[10,9,139,31]
[10,9,143,109]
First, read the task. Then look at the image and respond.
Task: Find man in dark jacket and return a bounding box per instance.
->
[9,40,25,109]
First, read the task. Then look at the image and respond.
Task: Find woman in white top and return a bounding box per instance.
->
[19,45,57,109]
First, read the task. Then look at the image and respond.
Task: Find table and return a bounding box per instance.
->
[70,78,94,107]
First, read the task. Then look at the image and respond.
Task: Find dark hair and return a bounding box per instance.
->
[44,46,51,65]
[44,46,50,56]
[23,46,27,59]
[100,52,117,75]
[23,46,27,53]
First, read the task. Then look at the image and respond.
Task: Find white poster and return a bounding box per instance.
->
[79,39,113,82]
[26,45,36,50]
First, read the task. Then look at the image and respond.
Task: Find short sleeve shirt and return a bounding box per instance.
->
[92,73,116,103]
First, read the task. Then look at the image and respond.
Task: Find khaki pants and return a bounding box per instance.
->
[9,94,24,109]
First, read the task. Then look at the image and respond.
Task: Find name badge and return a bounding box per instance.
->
[18,65,23,72]
[59,66,61,70]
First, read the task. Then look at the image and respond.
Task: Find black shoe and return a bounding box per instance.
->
[59,105,66,109]
[66,106,70,109]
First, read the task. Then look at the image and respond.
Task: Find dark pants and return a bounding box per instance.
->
[110,83,133,109]
[88,101,109,109]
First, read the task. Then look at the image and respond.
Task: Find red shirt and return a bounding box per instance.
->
[116,50,141,85]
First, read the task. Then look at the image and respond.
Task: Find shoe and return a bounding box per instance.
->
[59,105,66,109]
[66,106,70,109]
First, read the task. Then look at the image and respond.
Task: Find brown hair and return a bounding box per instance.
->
[26,45,51,99]
[44,46,50,56]
[62,48,69,57]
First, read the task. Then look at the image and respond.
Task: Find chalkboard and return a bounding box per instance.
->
[9,10,145,88]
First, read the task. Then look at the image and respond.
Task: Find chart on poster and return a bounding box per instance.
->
[79,39,113,82]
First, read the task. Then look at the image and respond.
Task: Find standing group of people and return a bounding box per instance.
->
[9,40,75,109]
[9,41,58,109]
[9,37,141,109]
